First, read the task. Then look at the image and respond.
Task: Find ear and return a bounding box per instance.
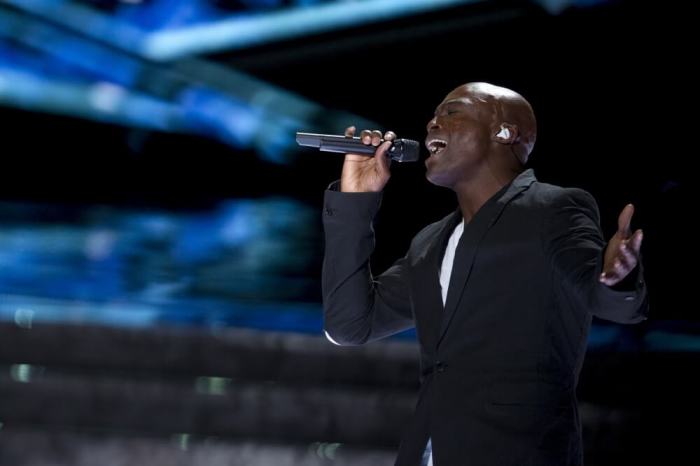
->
[492,123,518,144]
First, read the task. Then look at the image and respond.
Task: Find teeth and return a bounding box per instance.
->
[427,139,447,155]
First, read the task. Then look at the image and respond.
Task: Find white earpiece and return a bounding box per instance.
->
[496,125,511,140]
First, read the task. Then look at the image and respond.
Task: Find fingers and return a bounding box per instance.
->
[343,127,381,161]
[618,242,637,269]
[599,272,614,286]
[617,203,634,237]
[374,139,394,162]
[370,132,394,172]
[600,260,636,285]
[600,263,623,285]
[606,245,634,276]
[348,127,396,143]
[348,128,397,163]
[630,228,643,253]
[358,128,395,146]
[600,206,643,287]
[360,129,382,146]
[599,230,643,286]
[600,266,623,286]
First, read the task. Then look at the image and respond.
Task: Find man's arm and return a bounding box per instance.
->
[322,187,413,345]
[321,126,414,345]
[544,189,648,323]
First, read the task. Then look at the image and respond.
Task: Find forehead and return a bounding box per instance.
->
[435,89,490,115]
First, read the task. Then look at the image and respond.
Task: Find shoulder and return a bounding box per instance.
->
[526,183,603,239]
[526,182,598,211]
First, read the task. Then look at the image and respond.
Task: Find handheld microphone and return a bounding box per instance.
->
[296,132,420,162]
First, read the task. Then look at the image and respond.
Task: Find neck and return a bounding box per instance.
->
[454,169,520,222]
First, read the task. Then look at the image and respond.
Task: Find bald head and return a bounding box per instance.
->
[425,82,539,190]
[448,82,537,164]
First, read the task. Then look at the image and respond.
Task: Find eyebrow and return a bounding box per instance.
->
[434,97,474,115]
[444,98,472,105]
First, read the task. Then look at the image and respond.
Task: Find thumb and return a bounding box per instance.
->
[617,203,634,237]
[375,140,393,174]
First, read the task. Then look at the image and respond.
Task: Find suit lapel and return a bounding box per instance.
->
[436,170,537,347]
[411,210,462,350]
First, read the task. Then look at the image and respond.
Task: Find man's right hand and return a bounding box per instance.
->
[340,126,395,192]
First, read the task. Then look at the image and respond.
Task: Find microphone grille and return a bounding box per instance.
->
[391,139,420,163]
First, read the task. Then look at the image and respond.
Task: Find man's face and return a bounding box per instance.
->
[424,86,493,188]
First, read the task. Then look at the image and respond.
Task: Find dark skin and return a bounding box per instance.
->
[340,82,641,287]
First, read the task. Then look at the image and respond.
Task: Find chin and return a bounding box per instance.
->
[425,169,451,188]
[425,159,438,182]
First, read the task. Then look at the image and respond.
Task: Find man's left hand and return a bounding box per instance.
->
[600,204,643,286]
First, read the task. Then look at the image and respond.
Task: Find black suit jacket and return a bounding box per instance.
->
[322,170,648,466]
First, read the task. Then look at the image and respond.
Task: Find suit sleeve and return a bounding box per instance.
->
[544,188,648,324]
[321,187,414,346]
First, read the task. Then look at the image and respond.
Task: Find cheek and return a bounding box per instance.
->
[455,130,483,147]
[453,131,488,156]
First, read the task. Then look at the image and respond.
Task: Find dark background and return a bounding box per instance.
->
[0,1,694,465]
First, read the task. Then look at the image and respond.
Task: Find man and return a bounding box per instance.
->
[321,82,647,466]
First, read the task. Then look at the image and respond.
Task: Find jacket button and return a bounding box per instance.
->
[435,361,446,373]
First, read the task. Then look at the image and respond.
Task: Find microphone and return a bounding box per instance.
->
[296,132,420,162]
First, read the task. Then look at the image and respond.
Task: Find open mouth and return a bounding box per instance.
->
[426,139,447,156]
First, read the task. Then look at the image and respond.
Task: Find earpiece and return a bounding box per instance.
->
[496,125,511,140]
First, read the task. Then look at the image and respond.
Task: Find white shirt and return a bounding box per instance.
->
[439,219,465,306]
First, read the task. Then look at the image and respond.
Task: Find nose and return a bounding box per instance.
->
[426,116,440,132]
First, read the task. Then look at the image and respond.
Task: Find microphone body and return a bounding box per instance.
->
[296,132,420,162]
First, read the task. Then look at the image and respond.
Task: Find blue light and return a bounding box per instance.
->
[0,67,184,131]
[1,1,382,163]
[142,0,484,60]
[646,332,700,353]
[2,0,146,52]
